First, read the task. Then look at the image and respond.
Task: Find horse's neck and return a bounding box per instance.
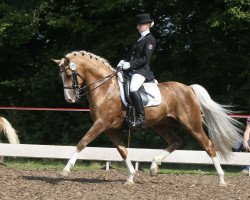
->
[86,75,119,116]
[82,58,114,83]
[82,61,118,104]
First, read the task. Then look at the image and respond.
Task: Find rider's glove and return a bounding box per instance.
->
[117,60,124,67]
[116,60,125,71]
[122,62,131,70]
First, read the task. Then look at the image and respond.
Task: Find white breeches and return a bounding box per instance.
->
[130,74,145,92]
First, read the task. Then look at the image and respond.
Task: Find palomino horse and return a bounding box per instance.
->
[0,116,20,163]
[53,50,242,186]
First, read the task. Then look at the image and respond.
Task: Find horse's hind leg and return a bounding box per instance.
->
[106,131,136,184]
[178,111,226,186]
[150,120,183,175]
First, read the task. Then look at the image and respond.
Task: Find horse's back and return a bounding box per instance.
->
[156,81,199,116]
[158,81,194,98]
[159,81,188,88]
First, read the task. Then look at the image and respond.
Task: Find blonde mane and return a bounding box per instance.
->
[65,50,115,72]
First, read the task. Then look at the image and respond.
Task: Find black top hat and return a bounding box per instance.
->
[135,13,153,24]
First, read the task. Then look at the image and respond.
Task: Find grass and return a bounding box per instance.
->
[137,162,245,176]
[3,158,245,176]
[5,158,104,171]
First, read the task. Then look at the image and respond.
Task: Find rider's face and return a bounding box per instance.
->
[136,23,150,33]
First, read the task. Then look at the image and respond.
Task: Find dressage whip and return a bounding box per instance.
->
[127,129,131,148]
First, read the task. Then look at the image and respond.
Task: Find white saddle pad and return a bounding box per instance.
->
[117,72,161,107]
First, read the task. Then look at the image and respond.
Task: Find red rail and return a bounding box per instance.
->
[0,106,90,112]
[0,106,249,118]
[229,114,250,119]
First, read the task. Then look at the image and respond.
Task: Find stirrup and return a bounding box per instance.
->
[131,118,145,129]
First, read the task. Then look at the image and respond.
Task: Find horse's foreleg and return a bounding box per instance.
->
[61,120,106,176]
[106,131,136,184]
[150,123,183,175]
[61,148,78,176]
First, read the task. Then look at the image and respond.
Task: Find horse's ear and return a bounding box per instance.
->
[51,59,61,65]
[64,57,70,64]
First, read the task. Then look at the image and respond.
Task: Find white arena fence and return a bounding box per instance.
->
[0,106,249,170]
[1,144,250,171]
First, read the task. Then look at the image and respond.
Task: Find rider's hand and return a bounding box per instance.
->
[117,60,124,67]
[122,62,131,70]
[116,60,130,71]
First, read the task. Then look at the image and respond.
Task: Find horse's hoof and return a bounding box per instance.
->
[219,182,227,187]
[124,180,135,185]
[59,170,71,177]
[150,166,158,176]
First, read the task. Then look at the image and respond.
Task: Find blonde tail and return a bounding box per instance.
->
[191,84,242,159]
[2,117,20,144]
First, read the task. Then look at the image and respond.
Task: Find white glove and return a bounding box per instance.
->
[117,60,125,67]
[122,62,131,70]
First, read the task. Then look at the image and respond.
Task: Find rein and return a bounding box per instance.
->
[60,67,118,98]
[81,71,117,95]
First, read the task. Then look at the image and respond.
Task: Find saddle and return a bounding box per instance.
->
[117,71,161,128]
[117,71,161,108]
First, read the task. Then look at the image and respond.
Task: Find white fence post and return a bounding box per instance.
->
[105,161,110,170]
[135,162,139,171]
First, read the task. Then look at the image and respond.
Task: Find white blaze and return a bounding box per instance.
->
[61,72,76,103]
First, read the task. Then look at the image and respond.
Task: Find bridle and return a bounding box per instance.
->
[59,65,118,100]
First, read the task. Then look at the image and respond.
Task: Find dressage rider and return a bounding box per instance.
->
[117,13,156,128]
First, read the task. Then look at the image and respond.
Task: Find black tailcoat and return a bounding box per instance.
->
[126,33,156,81]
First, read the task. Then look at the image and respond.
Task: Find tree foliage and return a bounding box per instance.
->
[0,0,249,147]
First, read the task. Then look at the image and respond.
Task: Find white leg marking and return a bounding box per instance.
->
[150,160,158,170]
[63,148,78,172]
[150,149,170,175]
[212,156,226,186]
[152,149,170,165]
[125,158,136,183]
[61,73,76,103]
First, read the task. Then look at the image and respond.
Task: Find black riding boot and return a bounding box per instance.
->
[130,91,145,128]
